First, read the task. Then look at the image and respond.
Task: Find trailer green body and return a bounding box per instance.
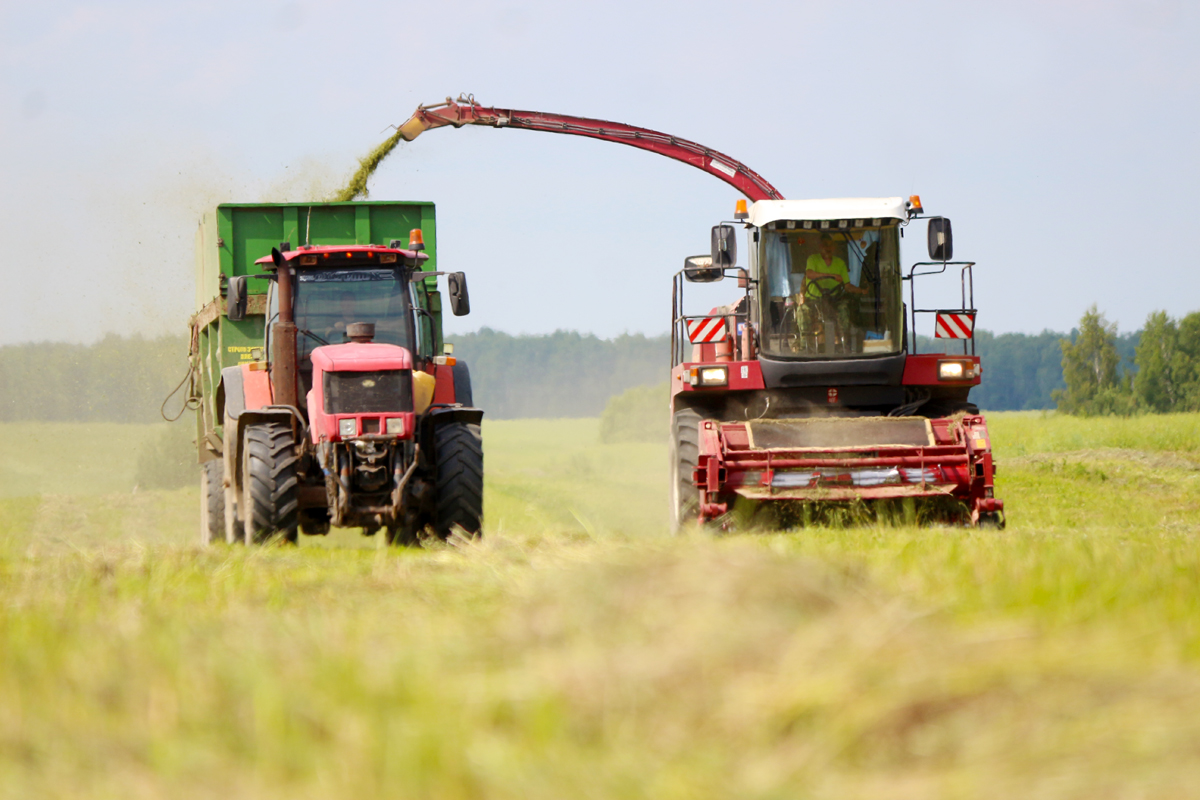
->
[190,201,441,463]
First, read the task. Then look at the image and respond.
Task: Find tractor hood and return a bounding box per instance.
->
[306,342,416,443]
[310,342,413,373]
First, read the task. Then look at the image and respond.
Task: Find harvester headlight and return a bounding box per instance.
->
[699,367,729,387]
[386,417,404,435]
[338,418,357,438]
[937,360,979,381]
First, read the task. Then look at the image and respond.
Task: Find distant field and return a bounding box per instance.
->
[2,413,1200,798]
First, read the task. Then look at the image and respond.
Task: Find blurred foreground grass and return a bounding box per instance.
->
[2,413,1200,798]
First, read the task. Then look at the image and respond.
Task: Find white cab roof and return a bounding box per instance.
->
[748,197,908,227]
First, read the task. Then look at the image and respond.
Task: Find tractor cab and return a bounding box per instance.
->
[250,243,430,402]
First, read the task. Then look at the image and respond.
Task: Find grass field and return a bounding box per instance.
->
[2,413,1200,798]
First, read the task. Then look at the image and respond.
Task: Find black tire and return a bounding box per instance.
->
[200,459,225,546]
[432,422,483,539]
[670,408,702,532]
[452,361,473,407]
[241,422,300,545]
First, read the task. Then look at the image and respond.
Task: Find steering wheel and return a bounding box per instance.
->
[804,279,848,301]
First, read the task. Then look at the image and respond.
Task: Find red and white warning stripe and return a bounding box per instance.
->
[686,316,728,343]
[935,312,976,339]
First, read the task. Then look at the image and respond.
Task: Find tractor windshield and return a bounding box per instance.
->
[755,222,903,359]
[293,268,413,365]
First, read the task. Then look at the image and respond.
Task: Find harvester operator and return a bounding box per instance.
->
[799,234,865,339]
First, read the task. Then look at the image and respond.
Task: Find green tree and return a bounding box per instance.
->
[1133,311,1179,412]
[1053,306,1133,416]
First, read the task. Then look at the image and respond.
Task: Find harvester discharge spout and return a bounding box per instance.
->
[395,94,784,202]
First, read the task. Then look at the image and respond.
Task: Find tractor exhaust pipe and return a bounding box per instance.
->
[270,247,299,408]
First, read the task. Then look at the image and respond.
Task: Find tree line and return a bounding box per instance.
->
[0,323,1159,424]
[1054,305,1200,416]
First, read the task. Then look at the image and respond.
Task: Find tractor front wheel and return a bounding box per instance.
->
[670,408,702,532]
[241,422,300,545]
[432,422,483,540]
[200,459,225,546]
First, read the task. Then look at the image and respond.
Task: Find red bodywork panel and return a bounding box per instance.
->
[671,361,765,398]
[396,96,783,203]
[253,244,426,266]
[306,342,415,443]
[431,363,457,405]
[903,353,982,387]
[240,363,274,410]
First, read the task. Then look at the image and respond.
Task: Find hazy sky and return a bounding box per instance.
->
[2,0,1197,345]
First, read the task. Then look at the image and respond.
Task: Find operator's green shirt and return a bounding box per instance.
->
[804,253,850,298]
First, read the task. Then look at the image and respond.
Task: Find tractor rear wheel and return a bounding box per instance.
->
[670,408,702,532]
[200,459,225,546]
[241,422,300,545]
[432,422,483,540]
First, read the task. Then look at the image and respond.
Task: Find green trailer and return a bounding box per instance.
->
[188,201,482,546]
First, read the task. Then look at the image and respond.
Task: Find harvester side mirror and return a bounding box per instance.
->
[711,224,737,270]
[683,255,722,283]
[927,217,953,261]
[448,272,470,316]
[227,276,248,321]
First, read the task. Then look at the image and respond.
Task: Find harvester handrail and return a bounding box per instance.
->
[671,268,753,367]
[905,261,977,356]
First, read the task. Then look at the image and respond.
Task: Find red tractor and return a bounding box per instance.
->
[206,236,483,545]
[393,96,1003,529]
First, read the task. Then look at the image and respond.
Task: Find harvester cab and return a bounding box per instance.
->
[192,205,484,548]
[670,196,1002,530]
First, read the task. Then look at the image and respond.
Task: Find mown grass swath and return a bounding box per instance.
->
[2,412,1200,797]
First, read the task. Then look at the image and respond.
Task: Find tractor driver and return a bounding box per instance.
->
[798,234,866,343]
[323,292,364,342]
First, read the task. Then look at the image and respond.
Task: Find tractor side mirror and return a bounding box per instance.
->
[448,272,470,316]
[683,255,722,283]
[711,224,737,269]
[927,217,953,261]
[227,275,248,321]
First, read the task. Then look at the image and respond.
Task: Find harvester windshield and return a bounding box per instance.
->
[755,222,903,359]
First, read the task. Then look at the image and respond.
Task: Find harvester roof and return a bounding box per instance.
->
[747,197,907,228]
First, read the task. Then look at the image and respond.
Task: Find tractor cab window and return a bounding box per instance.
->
[756,222,903,359]
[293,268,413,390]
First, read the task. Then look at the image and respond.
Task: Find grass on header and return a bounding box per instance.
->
[2,412,1200,798]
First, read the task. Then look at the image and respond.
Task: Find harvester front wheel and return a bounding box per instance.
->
[200,459,225,546]
[670,408,702,532]
[241,422,300,545]
[432,422,483,540]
